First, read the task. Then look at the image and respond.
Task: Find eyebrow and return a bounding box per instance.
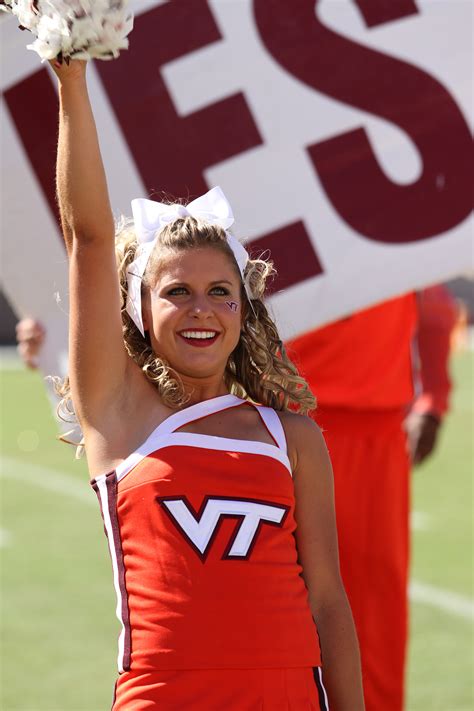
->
[164,280,234,287]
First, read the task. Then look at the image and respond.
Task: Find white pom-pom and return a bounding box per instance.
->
[2,0,133,62]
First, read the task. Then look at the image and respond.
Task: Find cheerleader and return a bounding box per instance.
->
[52,58,364,710]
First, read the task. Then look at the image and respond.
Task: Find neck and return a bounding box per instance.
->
[180,374,230,406]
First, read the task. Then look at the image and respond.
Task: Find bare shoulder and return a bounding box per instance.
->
[276,410,328,474]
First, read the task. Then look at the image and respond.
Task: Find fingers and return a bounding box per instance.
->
[49,58,88,81]
[413,419,440,465]
[404,412,440,466]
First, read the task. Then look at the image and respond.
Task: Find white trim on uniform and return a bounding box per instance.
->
[92,395,293,485]
[317,667,329,711]
[152,393,243,436]
[115,432,292,482]
[256,406,288,453]
[96,477,127,673]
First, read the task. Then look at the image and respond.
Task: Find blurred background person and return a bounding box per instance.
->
[15,318,45,370]
[287,286,459,711]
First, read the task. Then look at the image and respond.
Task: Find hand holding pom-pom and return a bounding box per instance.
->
[0,1,134,63]
[50,56,87,83]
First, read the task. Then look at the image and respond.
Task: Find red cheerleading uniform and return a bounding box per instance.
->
[91,394,328,710]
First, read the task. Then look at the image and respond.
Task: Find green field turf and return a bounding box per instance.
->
[1,352,472,710]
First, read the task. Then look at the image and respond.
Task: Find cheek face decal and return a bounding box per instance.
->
[225,301,239,313]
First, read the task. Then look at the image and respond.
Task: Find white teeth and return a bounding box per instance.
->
[181,331,217,339]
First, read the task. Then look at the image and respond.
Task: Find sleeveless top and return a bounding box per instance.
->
[91,394,322,673]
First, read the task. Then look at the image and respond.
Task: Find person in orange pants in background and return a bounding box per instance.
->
[287,286,458,711]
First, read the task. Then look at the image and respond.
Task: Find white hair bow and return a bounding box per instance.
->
[125,186,250,336]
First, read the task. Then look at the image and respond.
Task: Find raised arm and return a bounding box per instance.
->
[54,61,130,430]
[56,61,114,252]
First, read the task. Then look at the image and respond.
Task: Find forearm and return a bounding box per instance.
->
[413,285,458,417]
[56,65,114,252]
[313,591,365,711]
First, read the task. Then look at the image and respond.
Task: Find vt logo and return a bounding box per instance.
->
[157,495,289,561]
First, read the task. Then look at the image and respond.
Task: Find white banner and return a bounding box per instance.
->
[1,0,472,378]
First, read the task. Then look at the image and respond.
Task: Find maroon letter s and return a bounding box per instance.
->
[254,0,473,243]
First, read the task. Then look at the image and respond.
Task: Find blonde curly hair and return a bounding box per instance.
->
[56,212,316,447]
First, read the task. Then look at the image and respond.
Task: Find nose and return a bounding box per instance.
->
[188,294,213,318]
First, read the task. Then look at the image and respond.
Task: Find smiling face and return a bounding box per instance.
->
[141,246,243,386]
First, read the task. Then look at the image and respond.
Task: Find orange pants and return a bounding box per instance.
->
[317,407,410,711]
[112,667,328,710]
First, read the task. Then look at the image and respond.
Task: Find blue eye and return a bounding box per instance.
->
[166,285,230,297]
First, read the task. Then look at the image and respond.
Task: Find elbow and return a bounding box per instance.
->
[309,576,350,619]
[58,203,114,247]
[67,221,115,248]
